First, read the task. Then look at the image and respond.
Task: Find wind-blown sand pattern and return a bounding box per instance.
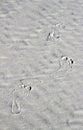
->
[0,0,83,130]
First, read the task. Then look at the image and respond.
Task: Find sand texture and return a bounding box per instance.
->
[0,0,83,130]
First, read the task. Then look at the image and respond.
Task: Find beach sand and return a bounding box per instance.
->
[0,0,83,129]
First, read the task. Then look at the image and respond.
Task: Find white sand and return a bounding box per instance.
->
[0,0,83,129]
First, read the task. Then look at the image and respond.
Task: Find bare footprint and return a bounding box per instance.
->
[46,23,62,41]
[11,89,21,115]
[50,56,74,79]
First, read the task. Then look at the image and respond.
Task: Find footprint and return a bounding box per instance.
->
[19,79,32,91]
[51,56,73,79]
[11,89,21,115]
[46,23,62,41]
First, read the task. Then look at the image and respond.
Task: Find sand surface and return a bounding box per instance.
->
[0,0,83,129]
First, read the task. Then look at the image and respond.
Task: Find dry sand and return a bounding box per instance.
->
[0,0,83,130]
